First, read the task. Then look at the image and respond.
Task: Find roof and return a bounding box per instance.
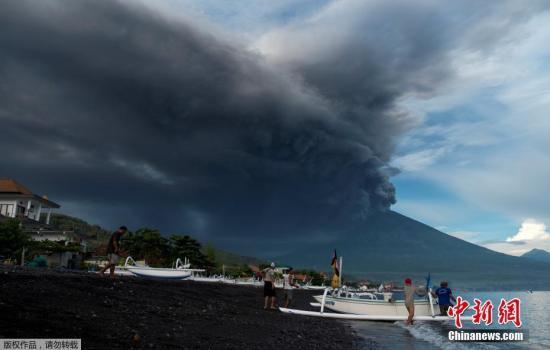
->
[0,178,61,208]
[0,179,33,194]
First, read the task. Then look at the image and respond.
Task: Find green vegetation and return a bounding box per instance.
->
[293,268,327,285]
[0,218,30,263]
[44,214,262,274]
[6,213,329,278]
[207,246,264,266]
[121,229,215,270]
[0,217,83,265]
[46,213,111,250]
[31,240,82,253]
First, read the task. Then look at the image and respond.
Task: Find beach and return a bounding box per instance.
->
[0,267,360,350]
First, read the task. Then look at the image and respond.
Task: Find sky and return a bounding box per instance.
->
[2,0,549,257]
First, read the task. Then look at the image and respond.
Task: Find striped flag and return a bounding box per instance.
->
[331,249,340,288]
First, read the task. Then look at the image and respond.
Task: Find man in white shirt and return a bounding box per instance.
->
[282,267,296,308]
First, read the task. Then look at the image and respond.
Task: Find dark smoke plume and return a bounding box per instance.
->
[3,0,529,254]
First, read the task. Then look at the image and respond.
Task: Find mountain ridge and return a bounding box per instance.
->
[521,248,550,263]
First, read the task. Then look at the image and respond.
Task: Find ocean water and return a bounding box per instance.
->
[351,291,550,349]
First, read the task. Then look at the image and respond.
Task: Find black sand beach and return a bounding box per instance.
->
[0,267,360,350]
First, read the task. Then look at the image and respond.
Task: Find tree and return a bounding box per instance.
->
[169,234,215,270]
[204,244,217,266]
[0,219,30,262]
[120,228,215,269]
[122,228,170,266]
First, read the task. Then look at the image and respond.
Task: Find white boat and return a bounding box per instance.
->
[304,284,327,290]
[313,289,438,317]
[299,281,327,290]
[279,287,461,322]
[97,266,135,277]
[277,256,457,322]
[123,256,204,280]
[235,278,263,287]
[190,275,223,283]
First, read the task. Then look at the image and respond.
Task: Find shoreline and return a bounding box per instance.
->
[0,266,361,349]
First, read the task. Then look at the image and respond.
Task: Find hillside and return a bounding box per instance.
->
[522,248,550,263]
[204,246,266,267]
[273,210,550,290]
[47,214,265,266]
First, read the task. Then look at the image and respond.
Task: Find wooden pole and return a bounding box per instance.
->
[21,246,26,266]
[338,256,343,286]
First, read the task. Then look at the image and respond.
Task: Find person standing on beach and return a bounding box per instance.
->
[263,262,277,310]
[282,267,296,308]
[431,281,456,315]
[404,278,415,325]
[99,226,128,278]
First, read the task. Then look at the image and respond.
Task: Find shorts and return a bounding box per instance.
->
[284,289,293,300]
[439,304,451,316]
[107,253,120,265]
[264,281,276,297]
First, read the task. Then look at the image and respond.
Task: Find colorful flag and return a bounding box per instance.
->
[331,249,340,288]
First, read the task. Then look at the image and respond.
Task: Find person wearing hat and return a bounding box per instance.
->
[404,278,415,325]
[262,262,277,310]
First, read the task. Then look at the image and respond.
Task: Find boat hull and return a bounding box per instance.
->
[125,267,192,279]
[313,295,438,317]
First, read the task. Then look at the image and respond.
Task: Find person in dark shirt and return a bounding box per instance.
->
[431,281,456,315]
[99,226,128,278]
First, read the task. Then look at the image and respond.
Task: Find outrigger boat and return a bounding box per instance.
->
[123,256,204,279]
[279,254,462,322]
[313,288,437,317]
[280,286,455,322]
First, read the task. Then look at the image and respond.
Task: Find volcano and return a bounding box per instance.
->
[273,210,550,290]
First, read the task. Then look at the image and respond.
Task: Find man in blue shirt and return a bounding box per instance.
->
[431,281,456,316]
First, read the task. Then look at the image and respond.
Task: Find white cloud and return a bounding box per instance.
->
[426,148,550,223]
[506,218,550,242]
[484,219,550,256]
[392,8,550,226]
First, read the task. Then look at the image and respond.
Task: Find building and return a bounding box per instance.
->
[0,178,59,225]
[0,178,82,268]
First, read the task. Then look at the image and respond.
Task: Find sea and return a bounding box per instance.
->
[351,291,549,349]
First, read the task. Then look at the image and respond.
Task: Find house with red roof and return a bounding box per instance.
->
[0,178,60,225]
[0,178,81,268]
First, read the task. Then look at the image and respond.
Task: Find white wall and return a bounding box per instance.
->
[0,198,50,221]
[31,232,70,241]
[26,199,41,221]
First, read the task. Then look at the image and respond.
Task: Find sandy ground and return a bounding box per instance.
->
[0,267,360,349]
